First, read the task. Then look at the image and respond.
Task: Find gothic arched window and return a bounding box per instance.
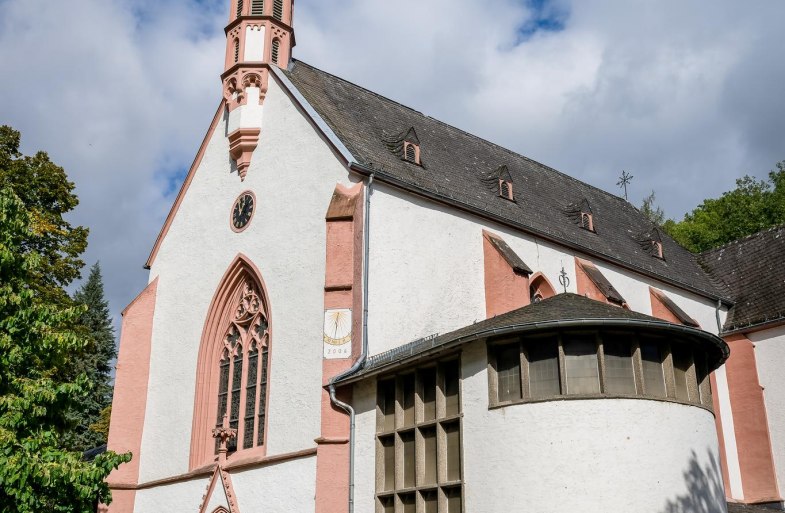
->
[214,285,269,452]
[191,255,272,469]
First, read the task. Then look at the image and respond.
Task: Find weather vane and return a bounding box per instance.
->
[559,265,570,294]
[617,170,633,200]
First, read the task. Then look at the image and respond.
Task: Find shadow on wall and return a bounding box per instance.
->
[661,450,727,513]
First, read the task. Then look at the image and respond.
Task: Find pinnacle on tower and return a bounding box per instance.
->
[222,0,295,111]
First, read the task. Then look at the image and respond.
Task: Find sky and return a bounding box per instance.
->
[1,0,784,328]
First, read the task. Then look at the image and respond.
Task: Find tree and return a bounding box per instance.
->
[664,161,785,252]
[640,190,665,226]
[63,263,116,451]
[0,188,130,512]
[0,126,88,304]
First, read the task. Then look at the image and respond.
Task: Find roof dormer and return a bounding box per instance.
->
[384,127,423,166]
[637,227,665,260]
[481,165,516,202]
[564,197,595,233]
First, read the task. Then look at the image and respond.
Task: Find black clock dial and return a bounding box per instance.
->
[232,193,255,230]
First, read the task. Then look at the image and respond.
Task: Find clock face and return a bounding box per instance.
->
[231,192,255,231]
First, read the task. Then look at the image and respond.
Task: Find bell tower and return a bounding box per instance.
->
[222,0,295,179]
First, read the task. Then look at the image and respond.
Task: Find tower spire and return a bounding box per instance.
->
[222,0,295,111]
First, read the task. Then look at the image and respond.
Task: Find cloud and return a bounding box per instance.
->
[1,0,784,325]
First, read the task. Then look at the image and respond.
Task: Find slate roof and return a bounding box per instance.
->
[336,294,729,383]
[700,225,785,332]
[283,60,730,303]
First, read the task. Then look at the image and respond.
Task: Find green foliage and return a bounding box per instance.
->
[640,190,665,226]
[64,263,116,451]
[0,126,88,304]
[0,187,129,510]
[664,161,785,252]
[89,406,112,440]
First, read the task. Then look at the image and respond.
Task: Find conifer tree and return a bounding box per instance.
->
[65,262,116,451]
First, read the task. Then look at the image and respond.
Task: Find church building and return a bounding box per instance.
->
[105,1,785,512]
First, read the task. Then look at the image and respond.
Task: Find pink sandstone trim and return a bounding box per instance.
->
[145,101,226,269]
[723,333,782,503]
[648,287,686,325]
[104,278,159,513]
[190,254,273,470]
[315,182,364,513]
[228,128,261,181]
[482,230,530,318]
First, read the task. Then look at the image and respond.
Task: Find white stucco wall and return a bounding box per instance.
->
[352,342,727,513]
[748,325,785,495]
[231,456,317,513]
[244,26,265,61]
[133,477,210,513]
[138,75,354,483]
[367,183,723,356]
[130,456,316,513]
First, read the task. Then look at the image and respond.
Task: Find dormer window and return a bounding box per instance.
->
[637,227,665,260]
[652,240,664,259]
[499,179,514,201]
[564,197,595,232]
[581,212,594,232]
[403,141,421,165]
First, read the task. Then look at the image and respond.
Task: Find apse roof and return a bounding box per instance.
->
[335,294,729,384]
[283,60,731,304]
[700,224,785,332]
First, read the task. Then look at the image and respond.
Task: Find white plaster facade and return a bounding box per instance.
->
[139,75,353,483]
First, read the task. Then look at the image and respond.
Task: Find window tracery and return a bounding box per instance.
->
[214,282,270,454]
[191,255,272,469]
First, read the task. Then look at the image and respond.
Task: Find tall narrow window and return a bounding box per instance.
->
[273,0,283,20]
[528,338,560,398]
[604,338,636,395]
[376,360,463,511]
[495,345,521,402]
[563,337,600,394]
[641,339,666,398]
[271,39,280,66]
[236,0,244,17]
[672,344,693,401]
[234,39,240,63]
[251,0,264,15]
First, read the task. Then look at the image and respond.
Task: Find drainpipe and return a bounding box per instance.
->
[328,173,374,513]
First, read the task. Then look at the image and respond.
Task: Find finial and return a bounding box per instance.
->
[559,265,570,294]
[212,414,237,465]
[617,170,634,201]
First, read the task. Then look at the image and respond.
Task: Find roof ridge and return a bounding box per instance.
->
[701,222,785,256]
[291,59,630,208]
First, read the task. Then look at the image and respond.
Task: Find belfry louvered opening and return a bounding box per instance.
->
[251,0,264,15]
[271,39,280,66]
[273,0,283,20]
[234,39,240,63]
[236,0,244,18]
